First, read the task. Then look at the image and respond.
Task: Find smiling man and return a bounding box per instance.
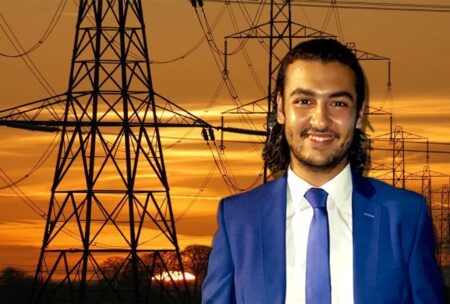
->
[202,39,444,304]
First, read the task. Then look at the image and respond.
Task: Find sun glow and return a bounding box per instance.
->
[152,271,195,281]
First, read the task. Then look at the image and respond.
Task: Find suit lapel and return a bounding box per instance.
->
[259,173,381,303]
[352,174,380,304]
[260,175,287,304]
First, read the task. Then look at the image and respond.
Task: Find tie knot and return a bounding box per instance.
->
[304,188,328,209]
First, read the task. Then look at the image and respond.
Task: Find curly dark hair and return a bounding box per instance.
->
[262,39,368,176]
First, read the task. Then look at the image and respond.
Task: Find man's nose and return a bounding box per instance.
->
[309,103,330,130]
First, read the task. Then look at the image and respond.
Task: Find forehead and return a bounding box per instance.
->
[283,59,357,96]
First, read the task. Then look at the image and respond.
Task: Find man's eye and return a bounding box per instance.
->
[296,99,312,105]
[333,100,347,107]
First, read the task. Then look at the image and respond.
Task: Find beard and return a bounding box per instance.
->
[285,126,353,173]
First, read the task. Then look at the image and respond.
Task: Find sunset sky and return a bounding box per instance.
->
[1,0,450,274]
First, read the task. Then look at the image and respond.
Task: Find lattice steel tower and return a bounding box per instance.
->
[30,0,192,302]
[224,0,335,181]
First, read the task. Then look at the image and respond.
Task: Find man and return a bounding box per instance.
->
[201,39,444,303]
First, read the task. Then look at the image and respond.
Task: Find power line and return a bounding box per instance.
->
[226,1,266,95]
[151,0,228,64]
[0,168,46,217]
[0,131,60,190]
[191,2,265,151]
[0,0,68,58]
[204,0,450,13]
[0,14,59,97]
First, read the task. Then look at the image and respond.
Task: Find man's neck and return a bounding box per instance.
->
[290,159,349,187]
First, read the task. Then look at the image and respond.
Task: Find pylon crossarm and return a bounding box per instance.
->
[226,21,335,39]
[0,93,74,122]
[290,21,336,38]
[401,130,428,140]
[365,105,392,116]
[221,96,268,114]
[153,92,212,127]
[0,120,213,128]
[225,21,271,38]
[346,42,390,61]
[353,49,389,61]
[367,161,392,171]
[429,170,450,177]
[0,93,212,130]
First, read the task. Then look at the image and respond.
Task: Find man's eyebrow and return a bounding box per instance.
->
[289,88,355,101]
[329,91,354,101]
[289,88,315,97]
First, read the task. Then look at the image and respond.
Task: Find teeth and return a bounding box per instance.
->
[308,135,334,141]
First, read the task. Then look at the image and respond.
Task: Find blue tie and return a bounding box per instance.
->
[304,188,331,304]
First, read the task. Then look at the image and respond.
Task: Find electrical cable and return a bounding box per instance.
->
[0,168,86,243]
[193,4,261,131]
[0,14,57,96]
[299,3,313,27]
[152,2,228,64]
[223,1,273,150]
[69,0,228,64]
[226,2,265,95]
[234,0,271,55]
[206,141,237,194]
[204,0,450,13]
[206,140,263,193]
[174,161,216,221]
[0,0,68,58]
[0,168,46,217]
[0,132,60,190]
[321,4,334,32]
[162,79,225,150]
[192,5,259,134]
[332,0,346,42]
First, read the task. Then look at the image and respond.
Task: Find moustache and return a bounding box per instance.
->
[300,128,340,138]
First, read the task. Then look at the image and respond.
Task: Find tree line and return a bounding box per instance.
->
[0,245,211,303]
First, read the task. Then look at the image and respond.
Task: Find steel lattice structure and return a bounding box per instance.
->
[0,0,201,302]
[223,0,335,181]
[221,1,393,182]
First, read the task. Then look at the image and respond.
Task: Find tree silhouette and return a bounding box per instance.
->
[0,267,34,302]
[181,245,212,301]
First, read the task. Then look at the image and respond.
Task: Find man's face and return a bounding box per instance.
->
[277,59,364,172]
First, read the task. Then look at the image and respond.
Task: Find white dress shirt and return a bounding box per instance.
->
[285,163,354,304]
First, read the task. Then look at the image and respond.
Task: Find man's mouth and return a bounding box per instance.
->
[307,134,336,142]
[302,131,339,147]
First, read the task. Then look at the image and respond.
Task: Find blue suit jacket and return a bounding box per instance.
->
[202,173,444,303]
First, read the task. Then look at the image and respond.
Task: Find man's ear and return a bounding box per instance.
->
[276,93,285,125]
[355,102,366,129]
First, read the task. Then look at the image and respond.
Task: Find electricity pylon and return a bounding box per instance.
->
[221,0,389,181]
[0,0,216,302]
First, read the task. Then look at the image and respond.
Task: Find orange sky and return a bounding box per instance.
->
[1,0,450,273]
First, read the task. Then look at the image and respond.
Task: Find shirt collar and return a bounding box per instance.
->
[287,166,313,211]
[287,163,353,211]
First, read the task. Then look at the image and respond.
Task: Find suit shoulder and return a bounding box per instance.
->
[362,176,426,220]
[221,175,285,211]
[366,176,425,203]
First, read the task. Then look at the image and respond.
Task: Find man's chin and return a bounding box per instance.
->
[295,155,347,173]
